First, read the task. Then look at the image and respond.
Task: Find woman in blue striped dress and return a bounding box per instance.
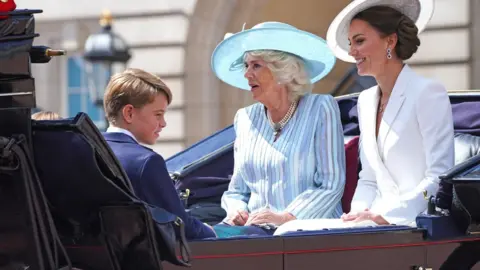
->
[211,22,346,231]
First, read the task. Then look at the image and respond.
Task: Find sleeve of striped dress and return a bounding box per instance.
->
[284,95,346,219]
[221,109,251,215]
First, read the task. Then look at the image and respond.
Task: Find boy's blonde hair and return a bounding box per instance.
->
[31,111,62,120]
[103,68,172,125]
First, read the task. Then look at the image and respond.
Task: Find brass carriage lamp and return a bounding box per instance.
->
[83,9,131,127]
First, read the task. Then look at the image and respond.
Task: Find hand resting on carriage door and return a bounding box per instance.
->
[226,210,249,226]
[341,208,388,225]
[225,208,295,226]
[245,208,296,226]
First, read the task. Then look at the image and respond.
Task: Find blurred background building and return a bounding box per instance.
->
[18,0,479,158]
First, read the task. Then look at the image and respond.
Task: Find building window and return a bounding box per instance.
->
[67,55,108,130]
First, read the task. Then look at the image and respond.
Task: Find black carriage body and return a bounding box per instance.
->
[0,9,58,270]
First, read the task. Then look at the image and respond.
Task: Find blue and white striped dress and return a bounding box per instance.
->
[221,93,346,220]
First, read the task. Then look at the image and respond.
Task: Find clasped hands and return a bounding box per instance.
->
[227,209,295,226]
[227,208,389,226]
[341,208,389,225]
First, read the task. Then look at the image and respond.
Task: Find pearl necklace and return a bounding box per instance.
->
[267,100,298,138]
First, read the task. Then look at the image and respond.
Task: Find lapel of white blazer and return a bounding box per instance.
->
[361,86,383,169]
[362,85,400,196]
[378,65,412,150]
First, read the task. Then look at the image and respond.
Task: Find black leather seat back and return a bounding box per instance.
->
[31,113,190,270]
[32,113,136,231]
[32,113,150,270]
[454,133,480,165]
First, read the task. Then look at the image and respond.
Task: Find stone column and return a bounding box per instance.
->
[184,0,263,146]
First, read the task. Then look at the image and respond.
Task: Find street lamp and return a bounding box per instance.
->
[83,10,131,128]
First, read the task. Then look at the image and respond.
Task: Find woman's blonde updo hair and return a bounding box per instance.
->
[353,6,421,60]
[244,50,313,102]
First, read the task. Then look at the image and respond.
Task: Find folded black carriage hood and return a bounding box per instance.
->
[166,125,236,178]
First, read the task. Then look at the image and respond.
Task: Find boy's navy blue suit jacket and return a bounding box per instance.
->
[103,132,216,240]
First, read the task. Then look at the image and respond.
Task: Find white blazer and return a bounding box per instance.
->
[351,65,455,226]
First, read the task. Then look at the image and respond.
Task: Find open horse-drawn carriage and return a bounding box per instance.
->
[2,7,480,270]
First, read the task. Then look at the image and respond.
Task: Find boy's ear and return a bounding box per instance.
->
[121,104,135,124]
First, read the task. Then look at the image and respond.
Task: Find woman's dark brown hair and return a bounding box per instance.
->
[353,6,421,60]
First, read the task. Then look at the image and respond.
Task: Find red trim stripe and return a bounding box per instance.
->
[190,237,480,260]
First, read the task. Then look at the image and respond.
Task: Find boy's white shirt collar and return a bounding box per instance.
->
[106,126,138,142]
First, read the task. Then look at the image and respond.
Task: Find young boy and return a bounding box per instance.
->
[102,68,216,240]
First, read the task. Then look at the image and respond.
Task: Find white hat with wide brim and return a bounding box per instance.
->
[326,0,435,63]
[211,21,336,91]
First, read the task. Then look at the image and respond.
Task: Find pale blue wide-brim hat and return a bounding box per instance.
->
[211,21,336,91]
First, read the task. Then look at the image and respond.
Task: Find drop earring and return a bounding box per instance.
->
[387,48,392,59]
